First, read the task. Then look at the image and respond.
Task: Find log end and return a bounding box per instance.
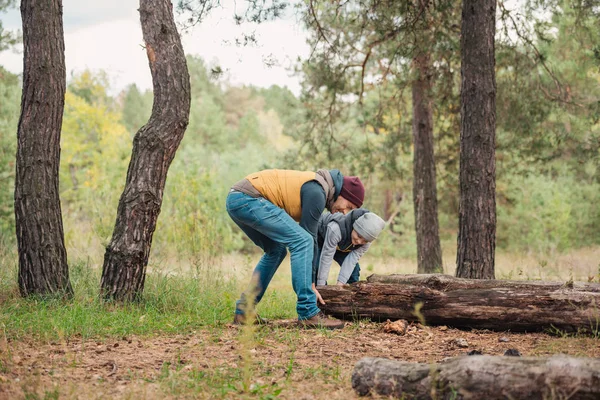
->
[352,357,432,397]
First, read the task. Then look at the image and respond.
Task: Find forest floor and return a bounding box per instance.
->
[2,320,599,399]
[1,247,599,399]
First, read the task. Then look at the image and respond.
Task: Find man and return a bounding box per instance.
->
[226,168,365,329]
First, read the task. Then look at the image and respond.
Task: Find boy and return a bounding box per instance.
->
[312,209,385,300]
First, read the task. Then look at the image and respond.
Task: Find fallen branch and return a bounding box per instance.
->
[319,274,600,332]
[352,355,600,399]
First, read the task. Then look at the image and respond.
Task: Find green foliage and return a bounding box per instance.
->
[237,111,263,146]
[491,0,600,254]
[0,0,19,51]
[187,92,229,148]
[368,200,417,260]
[290,0,600,257]
[67,70,112,106]
[154,164,236,263]
[256,85,302,128]
[0,58,298,264]
[59,71,132,250]
[149,56,298,261]
[497,170,600,253]
[2,0,600,276]
[0,66,19,242]
[496,0,600,182]
[120,83,152,133]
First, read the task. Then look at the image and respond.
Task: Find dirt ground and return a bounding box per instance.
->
[1,321,599,400]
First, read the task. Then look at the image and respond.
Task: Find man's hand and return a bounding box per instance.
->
[312,283,326,305]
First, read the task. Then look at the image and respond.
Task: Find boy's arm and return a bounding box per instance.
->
[337,243,371,284]
[316,223,341,286]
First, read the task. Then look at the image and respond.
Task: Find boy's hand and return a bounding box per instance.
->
[312,283,326,305]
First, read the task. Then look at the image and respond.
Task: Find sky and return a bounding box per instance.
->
[0,0,310,95]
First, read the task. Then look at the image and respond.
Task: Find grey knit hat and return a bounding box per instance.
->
[353,212,386,242]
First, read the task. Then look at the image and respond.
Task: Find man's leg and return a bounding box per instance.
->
[226,193,320,320]
[235,236,287,315]
[227,192,287,316]
[288,228,318,319]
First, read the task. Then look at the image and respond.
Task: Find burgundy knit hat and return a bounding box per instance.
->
[339,176,365,207]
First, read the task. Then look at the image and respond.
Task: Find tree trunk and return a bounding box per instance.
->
[456,0,497,279]
[352,356,600,399]
[383,189,393,221]
[15,0,72,298]
[412,51,442,274]
[100,0,191,301]
[319,274,600,332]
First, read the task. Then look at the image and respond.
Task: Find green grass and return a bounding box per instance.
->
[2,245,599,342]
[2,247,600,399]
[153,360,289,399]
[0,251,346,399]
[0,256,297,342]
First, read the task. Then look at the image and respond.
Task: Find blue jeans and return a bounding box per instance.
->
[226,191,320,320]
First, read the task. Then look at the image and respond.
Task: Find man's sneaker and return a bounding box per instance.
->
[232,313,268,325]
[298,312,345,330]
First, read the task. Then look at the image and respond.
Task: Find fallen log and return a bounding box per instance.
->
[352,356,600,399]
[367,274,600,292]
[318,274,600,332]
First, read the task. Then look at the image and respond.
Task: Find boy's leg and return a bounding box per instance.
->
[333,251,361,284]
[227,193,319,320]
[347,263,361,284]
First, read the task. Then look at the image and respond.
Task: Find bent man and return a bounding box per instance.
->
[226,169,364,329]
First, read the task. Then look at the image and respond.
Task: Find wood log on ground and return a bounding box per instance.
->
[318,274,600,332]
[352,356,600,399]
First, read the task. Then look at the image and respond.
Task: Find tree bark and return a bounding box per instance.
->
[352,356,600,399]
[319,274,600,332]
[456,0,497,279]
[412,50,442,274]
[15,0,72,297]
[100,0,191,301]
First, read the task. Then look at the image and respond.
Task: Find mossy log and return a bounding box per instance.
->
[318,274,600,332]
[352,356,600,399]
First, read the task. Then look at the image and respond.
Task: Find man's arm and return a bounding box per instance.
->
[316,223,342,285]
[338,243,371,284]
[299,180,326,283]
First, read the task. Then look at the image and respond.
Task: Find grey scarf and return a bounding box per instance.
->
[315,169,336,211]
